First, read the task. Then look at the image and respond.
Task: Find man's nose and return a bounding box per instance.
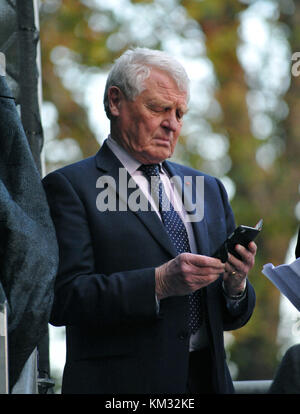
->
[161,112,179,132]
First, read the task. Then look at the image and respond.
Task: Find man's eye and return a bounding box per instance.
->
[176,110,183,120]
[147,105,163,112]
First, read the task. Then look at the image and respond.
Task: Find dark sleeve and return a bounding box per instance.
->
[43,170,158,330]
[222,281,256,331]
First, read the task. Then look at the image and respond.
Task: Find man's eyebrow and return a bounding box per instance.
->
[181,106,189,114]
[147,98,167,107]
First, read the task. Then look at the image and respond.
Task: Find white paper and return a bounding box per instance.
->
[262,258,300,311]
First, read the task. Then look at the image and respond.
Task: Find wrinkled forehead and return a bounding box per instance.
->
[142,69,188,107]
[140,65,189,99]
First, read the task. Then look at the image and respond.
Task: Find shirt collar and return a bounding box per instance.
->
[106,135,163,174]
[106,135,141,175]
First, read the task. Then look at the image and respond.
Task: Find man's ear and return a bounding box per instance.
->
[108,86,123,117]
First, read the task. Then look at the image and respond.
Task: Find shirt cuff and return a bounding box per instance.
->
[155,294,160,314]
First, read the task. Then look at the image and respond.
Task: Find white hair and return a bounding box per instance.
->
[103,47,190,119]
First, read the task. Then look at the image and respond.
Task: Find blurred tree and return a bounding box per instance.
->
[39,0,126,170]
[39,0,300,382]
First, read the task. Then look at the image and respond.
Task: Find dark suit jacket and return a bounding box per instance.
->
[43,140,256,394]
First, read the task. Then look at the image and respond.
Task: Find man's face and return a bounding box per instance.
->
[108,68,188,164]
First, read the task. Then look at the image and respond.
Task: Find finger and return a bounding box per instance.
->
[190,254,226,271]
[227,251,244,268]
[226,252,248,276]
[232,244,253,265]
[188,259,225,278]
[247,241,257,254]
[235,242,257,261]
[227,245,256,276]
[224,264,244,279]
[191,264,225,278]
[224,261,237,274]
[191,267,224,278]
[190,272,221,289]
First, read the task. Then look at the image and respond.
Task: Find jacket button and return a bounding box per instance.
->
[178,331,188,340]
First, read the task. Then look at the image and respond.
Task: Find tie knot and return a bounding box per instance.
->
[139,164,160,181]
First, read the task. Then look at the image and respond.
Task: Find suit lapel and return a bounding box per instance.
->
[95,142,177,257]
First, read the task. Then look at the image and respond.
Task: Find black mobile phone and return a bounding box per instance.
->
[213,219,263,262]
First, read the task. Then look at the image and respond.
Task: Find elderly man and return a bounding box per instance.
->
[43,48,256,394]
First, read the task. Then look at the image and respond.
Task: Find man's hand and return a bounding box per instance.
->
[223,241,257,296]
[155,253,225,300]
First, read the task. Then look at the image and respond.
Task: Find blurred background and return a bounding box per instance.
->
[36,0,300,393]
